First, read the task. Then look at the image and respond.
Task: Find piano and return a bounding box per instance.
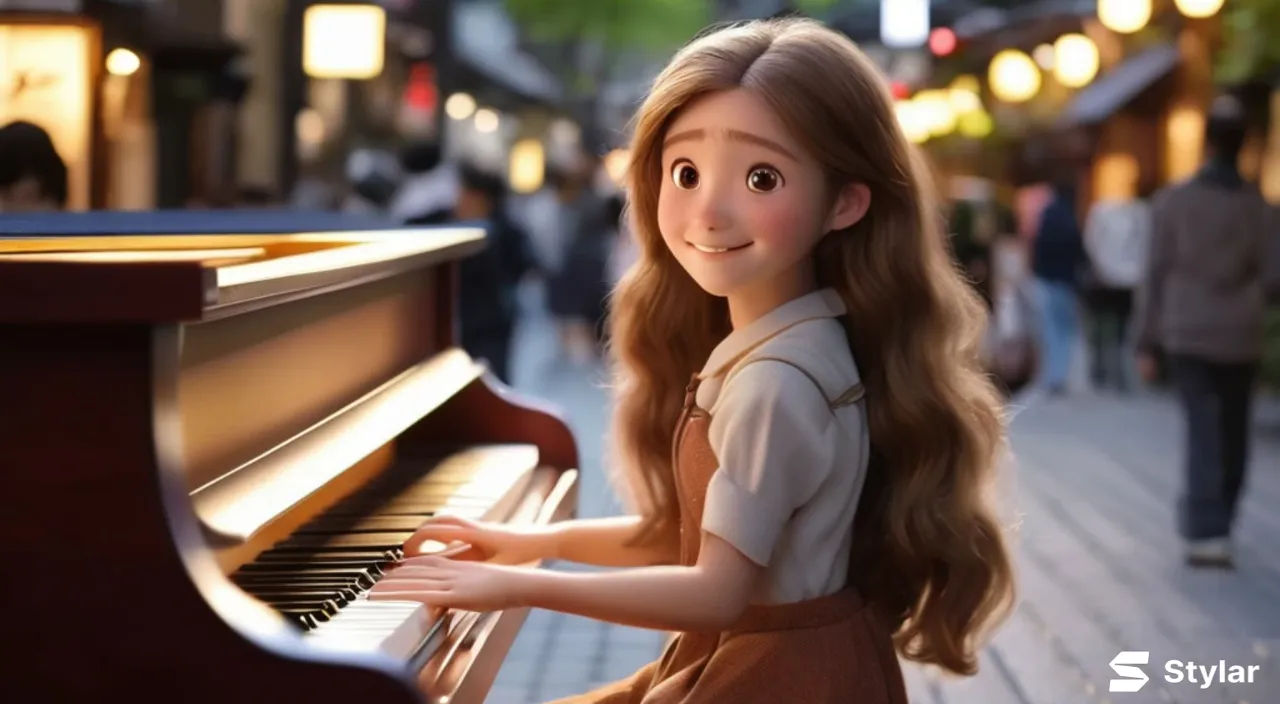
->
[0,219,581,702]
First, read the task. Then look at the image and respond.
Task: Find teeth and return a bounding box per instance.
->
[690,243,743,253]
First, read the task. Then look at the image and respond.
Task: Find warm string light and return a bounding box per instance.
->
[1098,0,1152,34]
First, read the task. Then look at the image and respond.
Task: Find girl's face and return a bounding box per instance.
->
[657,88,854,324]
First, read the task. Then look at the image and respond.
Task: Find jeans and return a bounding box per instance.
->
[1086,286,1134,391]
[1034,278,1080,391]
[1170,356,1257,540]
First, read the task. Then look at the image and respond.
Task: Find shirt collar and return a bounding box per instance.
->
[699,288,846,379]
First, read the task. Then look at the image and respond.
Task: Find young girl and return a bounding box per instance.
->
[371,17,1016,702]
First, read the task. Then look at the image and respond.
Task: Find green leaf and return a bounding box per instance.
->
[1215,0,1280,83]
[504,0,713,51]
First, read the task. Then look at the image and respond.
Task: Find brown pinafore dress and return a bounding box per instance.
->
[550,367,908,704]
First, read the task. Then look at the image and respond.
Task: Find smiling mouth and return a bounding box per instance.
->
[688,242,752,254]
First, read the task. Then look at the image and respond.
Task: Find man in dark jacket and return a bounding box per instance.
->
[447,164,534,384]
[1133,97,1274,568]
[402,162,532,383]
[1031,178,1089,395]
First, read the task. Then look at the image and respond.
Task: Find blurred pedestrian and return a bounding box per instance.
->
[1082,178,1153,392]
[0,120,68,213]
[414,163,533,384]
[1132,96,1274,568]
[390,141,457,224]
[1030,175,1088,395]
[546,155,611,363]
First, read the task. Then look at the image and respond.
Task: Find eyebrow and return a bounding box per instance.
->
[663,128,798,161]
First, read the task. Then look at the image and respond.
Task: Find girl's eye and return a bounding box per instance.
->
[746,166,783,193]
[671,161,700,190]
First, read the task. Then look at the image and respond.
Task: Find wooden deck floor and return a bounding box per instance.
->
[901,393,1280,704]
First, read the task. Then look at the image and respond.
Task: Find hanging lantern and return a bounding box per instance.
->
[1174,0,1225,18]
[1098,0,1152,34]
[988,49,1041,103]
[303,4,386,79]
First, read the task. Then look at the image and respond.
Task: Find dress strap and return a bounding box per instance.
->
[725,355,865,412]
[683,372,702,409]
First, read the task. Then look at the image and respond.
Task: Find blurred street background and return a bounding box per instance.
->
[3,0,1280,702]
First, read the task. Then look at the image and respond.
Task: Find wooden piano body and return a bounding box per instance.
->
[0,216,580,702]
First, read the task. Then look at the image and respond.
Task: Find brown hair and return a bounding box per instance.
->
[608,18,1015,675]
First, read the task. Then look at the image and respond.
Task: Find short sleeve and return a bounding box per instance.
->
[701,361,836,566]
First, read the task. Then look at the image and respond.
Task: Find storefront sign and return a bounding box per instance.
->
[0,22,95,210]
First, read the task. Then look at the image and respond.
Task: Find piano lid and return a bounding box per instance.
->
[190,348,486,545]
[0,212,485,324]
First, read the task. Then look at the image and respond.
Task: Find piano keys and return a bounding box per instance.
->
[0,219,581,703]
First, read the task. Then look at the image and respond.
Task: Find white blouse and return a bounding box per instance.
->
[694,288,870,604]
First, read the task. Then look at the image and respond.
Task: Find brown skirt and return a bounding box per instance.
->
[545,587,907,704]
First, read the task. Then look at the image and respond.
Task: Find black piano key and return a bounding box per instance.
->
[256,599,342,616]
[237,562,384,577]
[228,451,528,632]
[276,608,329,627]
[254,550,398,563]
[237,582,361,597]
[243,590,354,606]
[234,566,377,579]
[233,573,374,590]
[241,583,359,596]
[235,563,384,578]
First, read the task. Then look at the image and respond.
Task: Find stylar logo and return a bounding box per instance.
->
[1110,651,1151,692]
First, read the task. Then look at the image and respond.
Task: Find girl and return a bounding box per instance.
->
[371,18,1016,702]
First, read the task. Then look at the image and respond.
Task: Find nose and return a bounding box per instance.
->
[691,180,731,232]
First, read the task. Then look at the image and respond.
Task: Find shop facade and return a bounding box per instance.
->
[1,0,243,210]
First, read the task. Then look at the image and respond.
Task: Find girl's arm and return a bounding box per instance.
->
[517,531,762,632]
[541,515,679,568]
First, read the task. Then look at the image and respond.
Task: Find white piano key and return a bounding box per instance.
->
[304,599,436,660]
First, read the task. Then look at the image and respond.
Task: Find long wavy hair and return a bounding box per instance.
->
[607,18,1016,676]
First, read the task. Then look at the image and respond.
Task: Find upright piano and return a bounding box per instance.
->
[0,219,580,702]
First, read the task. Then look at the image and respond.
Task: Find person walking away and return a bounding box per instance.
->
[0,120,68,212]
[1133,98,1274,569]
[413,164,533,384]
[1082,182,1152,391]
[519,169,571,279]
[1030,177,1088,395]
[389,141,458,224]
[546,158,609,363]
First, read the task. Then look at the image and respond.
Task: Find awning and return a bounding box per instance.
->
[1059,43,1180,127]
[90,0,242,73]
[452,1,563,105]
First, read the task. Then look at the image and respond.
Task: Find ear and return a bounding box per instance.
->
[826,183,871,232]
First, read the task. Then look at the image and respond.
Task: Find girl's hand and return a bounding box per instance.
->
[403,514,551,565]
[367,555,529,612]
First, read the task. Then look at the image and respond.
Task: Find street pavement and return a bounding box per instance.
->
[484,286,1280,703]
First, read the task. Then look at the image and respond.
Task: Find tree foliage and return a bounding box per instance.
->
[503,0,840,53]
[1217,0,1280,84]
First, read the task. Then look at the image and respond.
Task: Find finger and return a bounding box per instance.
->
[380,566,453,580]
[403,526,474,554]
[371,576,450,593]
[396,554,465,569]
[367,589,453,606]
